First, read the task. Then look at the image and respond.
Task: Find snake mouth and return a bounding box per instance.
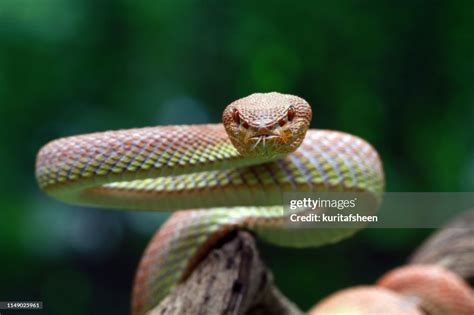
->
[238,126,294,156]
[249,134,280,150]
[251,134,278,140]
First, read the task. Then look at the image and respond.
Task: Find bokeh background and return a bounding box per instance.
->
[1,1,474,314]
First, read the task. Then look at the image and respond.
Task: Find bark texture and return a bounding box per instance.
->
[147,231,302,315]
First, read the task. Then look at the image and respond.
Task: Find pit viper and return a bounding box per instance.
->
[36,93,471,314]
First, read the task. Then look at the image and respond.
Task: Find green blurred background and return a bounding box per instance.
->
[1,1,473,314]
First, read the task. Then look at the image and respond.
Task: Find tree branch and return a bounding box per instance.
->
[147,231,302,315]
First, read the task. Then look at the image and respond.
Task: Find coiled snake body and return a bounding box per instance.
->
[36,93,471,314]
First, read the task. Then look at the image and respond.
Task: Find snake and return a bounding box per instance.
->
[35,92,471,315]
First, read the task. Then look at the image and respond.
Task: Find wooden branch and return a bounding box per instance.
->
[147,231,302,315]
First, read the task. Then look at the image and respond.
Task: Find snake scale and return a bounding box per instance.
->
[35,92,472,314]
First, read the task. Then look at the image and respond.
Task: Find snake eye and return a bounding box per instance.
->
[232,109,240,124]
[287,106,295,121]
[242,121,249,129]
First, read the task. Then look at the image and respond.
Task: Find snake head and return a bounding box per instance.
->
[223,92,312,159]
